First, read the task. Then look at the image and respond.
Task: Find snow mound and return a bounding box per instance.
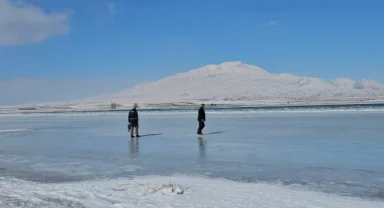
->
[331,77,356,88]
[143,183,186,195]
[354,79,383,90]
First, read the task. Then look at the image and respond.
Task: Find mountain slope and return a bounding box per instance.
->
[84,61,384,104]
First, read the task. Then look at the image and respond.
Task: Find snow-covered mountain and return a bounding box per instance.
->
[84,61,384,104]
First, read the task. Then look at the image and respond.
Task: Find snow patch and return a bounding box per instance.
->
[354,79,382,90]
[331,77,356,88]
[0,128,30,136]
[143,183,186,195]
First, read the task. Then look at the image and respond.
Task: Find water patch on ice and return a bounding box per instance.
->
[0,154,144,183]
[0,126,84,137]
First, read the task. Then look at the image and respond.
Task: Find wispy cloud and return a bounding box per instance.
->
[0,0,70,46]
[268,20,281,26]
[107,2,116,14]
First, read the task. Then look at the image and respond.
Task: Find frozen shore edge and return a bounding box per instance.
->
[1,99,384,115]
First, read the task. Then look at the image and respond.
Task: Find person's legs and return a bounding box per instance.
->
[135,124,140,137]
[130,126,134,137]
[130,121,139,137]
[197,120,205,134]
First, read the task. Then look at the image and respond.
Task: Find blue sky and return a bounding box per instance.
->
[0,0,383,104]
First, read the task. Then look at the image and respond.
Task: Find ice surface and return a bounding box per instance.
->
[1,107,384,207]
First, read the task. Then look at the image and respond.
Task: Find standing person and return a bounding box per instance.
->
[197,103,206,135]
[128,103,140,138]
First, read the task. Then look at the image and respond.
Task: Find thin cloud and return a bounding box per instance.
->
[0,0,70,46]
[268,20,281,26]
[107,2,116,14]
[0,78,138,105]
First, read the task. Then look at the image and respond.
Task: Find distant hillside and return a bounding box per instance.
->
[82,61,384,104]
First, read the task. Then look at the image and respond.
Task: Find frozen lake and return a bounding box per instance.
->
[1,106,384,207]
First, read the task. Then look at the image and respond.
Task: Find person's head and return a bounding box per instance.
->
[201,103,205,108]
[132,103,138,109]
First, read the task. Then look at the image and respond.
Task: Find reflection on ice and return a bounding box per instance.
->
[129,138,139,155]
[198,137,206,159]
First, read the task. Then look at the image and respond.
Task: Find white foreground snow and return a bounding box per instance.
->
[1,175,383,208]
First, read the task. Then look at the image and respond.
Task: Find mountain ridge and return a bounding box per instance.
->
[82,61,384,104]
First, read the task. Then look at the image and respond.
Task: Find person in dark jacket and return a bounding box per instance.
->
[128,103,140,138]
[197,103,206,135]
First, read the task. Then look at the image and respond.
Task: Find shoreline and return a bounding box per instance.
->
[1,99,384,115]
